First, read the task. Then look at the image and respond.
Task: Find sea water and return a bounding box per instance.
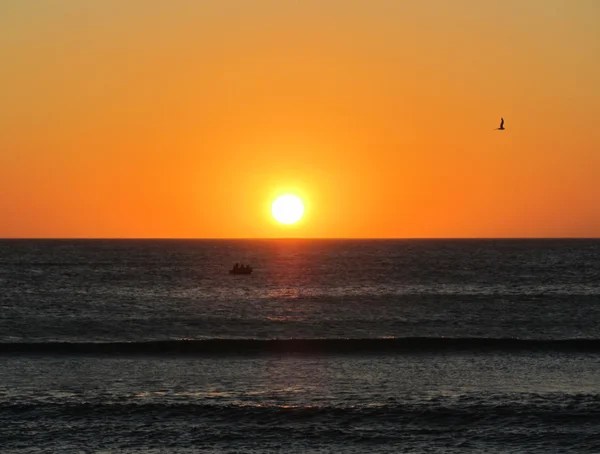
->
[1,239,599,452]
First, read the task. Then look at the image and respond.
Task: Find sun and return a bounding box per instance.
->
[271,194,304,225]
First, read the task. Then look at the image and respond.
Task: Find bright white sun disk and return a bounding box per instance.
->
[272,195,304,224]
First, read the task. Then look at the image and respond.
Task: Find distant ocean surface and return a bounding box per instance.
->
[1,239,599,453]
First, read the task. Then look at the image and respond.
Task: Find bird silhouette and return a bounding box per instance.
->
[495,118,505,130]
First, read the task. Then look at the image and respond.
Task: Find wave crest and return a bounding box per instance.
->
[2,337,600,356]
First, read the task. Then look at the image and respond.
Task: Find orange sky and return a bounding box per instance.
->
[1,0,599,238]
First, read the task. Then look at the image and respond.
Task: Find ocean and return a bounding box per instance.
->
[1,239,599,453]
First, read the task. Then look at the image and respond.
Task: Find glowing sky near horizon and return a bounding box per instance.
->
[1,0,599,238]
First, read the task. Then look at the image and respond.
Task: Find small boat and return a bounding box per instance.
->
[229,265,253,275]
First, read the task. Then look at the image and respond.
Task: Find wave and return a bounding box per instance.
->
[3,399,599,451]
[2,337,600,356]
[4,395,600,429]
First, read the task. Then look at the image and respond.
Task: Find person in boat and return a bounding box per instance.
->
[233,263,239,270]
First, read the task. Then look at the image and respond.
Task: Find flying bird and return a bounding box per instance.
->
[496,118,505,130]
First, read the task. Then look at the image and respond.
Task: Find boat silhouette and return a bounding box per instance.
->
[229,264,252,274]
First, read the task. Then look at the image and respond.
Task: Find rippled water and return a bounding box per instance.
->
[1,239,599,452]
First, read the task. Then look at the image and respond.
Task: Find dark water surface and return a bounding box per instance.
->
[1,239,599,452]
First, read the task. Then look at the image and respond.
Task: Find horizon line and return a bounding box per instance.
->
[1,237,599,241]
